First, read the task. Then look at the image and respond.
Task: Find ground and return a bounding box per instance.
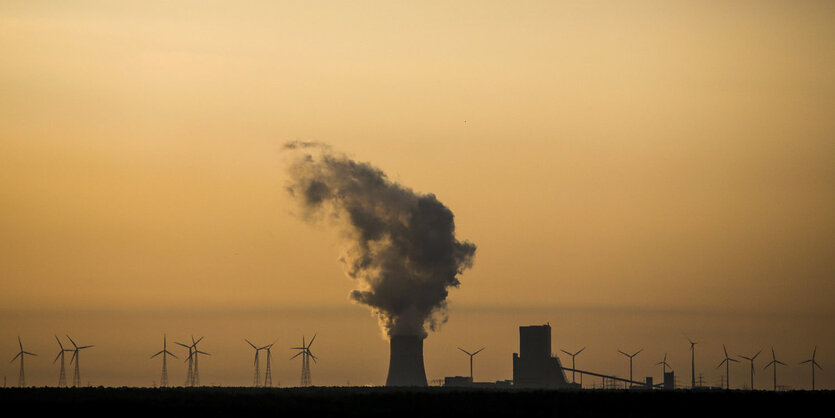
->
[1,387,829,417]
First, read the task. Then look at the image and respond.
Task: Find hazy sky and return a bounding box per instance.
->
[1,1,833,388]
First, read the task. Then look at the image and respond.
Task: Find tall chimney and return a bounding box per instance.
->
[386,335,428,387]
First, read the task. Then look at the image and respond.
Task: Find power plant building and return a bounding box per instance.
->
[512,324,570,388]
[386,335,428,386]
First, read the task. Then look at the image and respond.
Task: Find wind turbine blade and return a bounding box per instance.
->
[18,336,23,351]
[752,350,762,360]
[262,338,278,350]
[812,346,817,359]
[723,344,729,357]
[560,349,572,356]
[290,351,303,360]
[635,348,644,356]
[739,355,751,361]
[814,362,822,370]
[729,358,739,363]
[194,336,204,346]
[54,351,63,363]
[66,335,78,349]
[71,350,77,364]
[245,339,257,349]
[166,351,178,359]
[151,350,163,359]
[717,359,726,368]
[197,350,210,356]
[308,334,317,348]
[79,345,94,349]
[458,347,472,356]
[24,351,37,356]
[473,347,486,355]
[799,359,811,364]
[618,350,627,356]
[55,335,64,350]
[576,347,586,355]
[776,360,786,366]
[11,352,21,362]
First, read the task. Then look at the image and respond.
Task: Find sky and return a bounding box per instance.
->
[1,1,833,388]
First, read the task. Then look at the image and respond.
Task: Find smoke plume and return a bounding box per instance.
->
[284,141,476,338]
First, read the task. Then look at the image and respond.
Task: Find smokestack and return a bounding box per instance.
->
[386,335,427,387]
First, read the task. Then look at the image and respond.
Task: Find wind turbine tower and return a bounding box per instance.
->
[799,346,822,390]
[189,336,209,387]
[291,334,317,387]
[457,346,485,383]
[716,344,738,390]
[150,334,178,388]
[53,335,71,387]
[618,348,643,388]
[687,337,698,389]
[245,339,263,387]
[763,347,786,391]
[11,337,37,387]
[739,349,762,390]
[175,340,194,386]
[656,352,673,376]
[262,341,276,387]
[67,335,94,387]
[560,347,585,385]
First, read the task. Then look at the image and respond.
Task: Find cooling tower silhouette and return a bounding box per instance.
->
[385,335,428,387]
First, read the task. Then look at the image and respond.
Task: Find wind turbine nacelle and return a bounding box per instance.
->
[386,335,428,387]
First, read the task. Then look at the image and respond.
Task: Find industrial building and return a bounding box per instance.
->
[512,324,571,389]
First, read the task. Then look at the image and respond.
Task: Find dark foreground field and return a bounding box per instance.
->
[1,387,830,417]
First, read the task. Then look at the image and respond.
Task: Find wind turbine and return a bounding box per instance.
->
[188,336,209,387]
[686,337,698,389]
[66,335,94,387]
[150,334,177,388]
[457,346,485,383]
[53,335,71,387]
[656,352,673,377]
[245,339,264,387]
[262,340,277,387]
[11,337,37,387]
[291,334,317,387]
[738,349,762,390]
[175,340,194,386]
[763,347,786,391]
[799,346,822,390]
[560,347,585,384]
[617,348,643,388]
[716,344,738,390]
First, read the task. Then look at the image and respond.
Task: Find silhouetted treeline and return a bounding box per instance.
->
[0,387,831,418]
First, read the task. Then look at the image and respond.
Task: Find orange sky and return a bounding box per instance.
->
[1,1,833,388]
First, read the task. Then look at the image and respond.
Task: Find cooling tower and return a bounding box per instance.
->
[385,335,428,387]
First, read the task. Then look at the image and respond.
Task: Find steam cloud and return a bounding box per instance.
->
[284,141,476,338]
